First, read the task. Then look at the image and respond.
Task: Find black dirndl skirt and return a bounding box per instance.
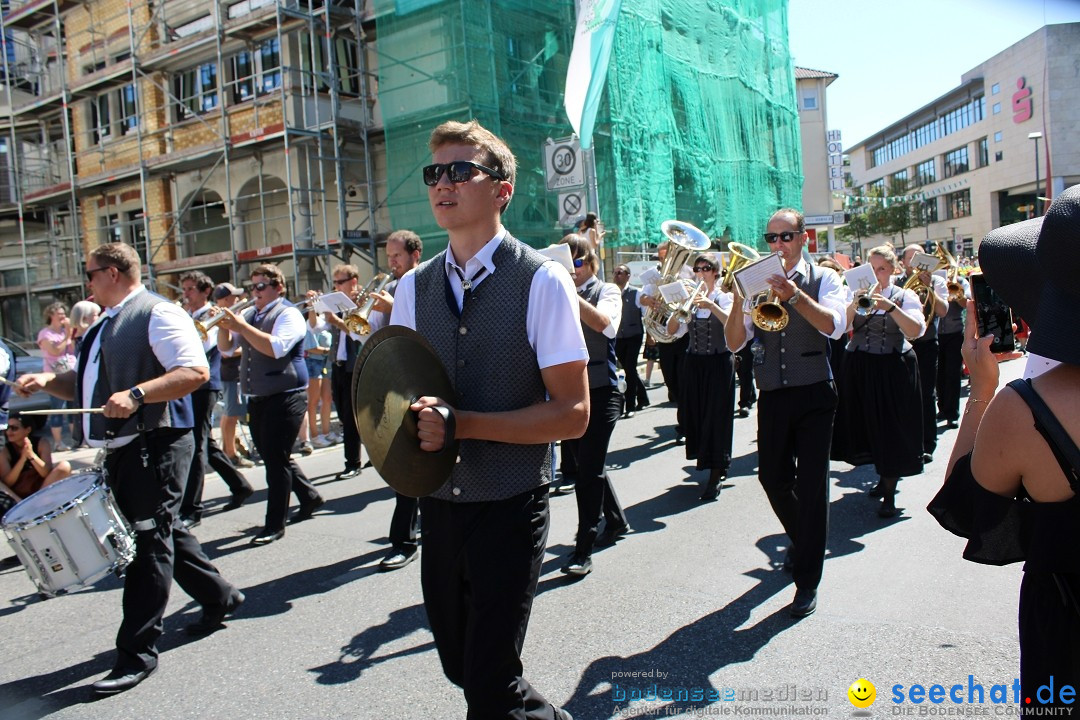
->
[832,348,924,477]
[681,351,735,471]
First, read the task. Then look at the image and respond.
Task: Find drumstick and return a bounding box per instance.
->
[19,408,106,415]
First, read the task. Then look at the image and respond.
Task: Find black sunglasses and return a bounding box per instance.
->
[249,281,278,292]
[764,231,799,244]
[423,161,507,187]
[693,266,715,273]
[6,424,22,431]
[85,266,110,281]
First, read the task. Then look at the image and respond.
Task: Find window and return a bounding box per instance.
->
[100,214,122,244]
[301,36,361,96]
[991,82,1000,95]
[869,95,983,167]
[977,137,989,168]
[992,102,1001,115]
[868,178,885,195]
[915,158,936,186]
[994,131,1002,143]
[946,189,971,219]
[921,199,938,224]
[89,94,111,144]
[995,151,1003,162]
[174,62,218,120]
[118,84,138,135]
[944,146,969,178]
[230,39,280,102]
[802,91,818,110]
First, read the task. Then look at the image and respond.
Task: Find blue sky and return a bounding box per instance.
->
[787,0,1080,149]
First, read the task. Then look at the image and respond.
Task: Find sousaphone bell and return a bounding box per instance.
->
[351,326,460,497]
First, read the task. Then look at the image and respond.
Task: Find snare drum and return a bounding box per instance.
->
[1,469,134,596]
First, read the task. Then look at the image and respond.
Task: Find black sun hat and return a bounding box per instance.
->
[978,183,1080,366]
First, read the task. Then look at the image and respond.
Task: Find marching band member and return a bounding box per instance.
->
[370,230,424,572]
[724,208,848,618]
[560,233,628,577]
[900,244,949,462]
[389,119,583,719]
[672,253,734,501]
[18,242,242,693]
[178,271,253,526]
[612,263,650,418]
[323,264,364,480]
[217,263,324,545]
[834,245,926,519]
[936,273,969,428]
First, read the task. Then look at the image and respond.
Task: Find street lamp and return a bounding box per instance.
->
[1028,131,1043,216]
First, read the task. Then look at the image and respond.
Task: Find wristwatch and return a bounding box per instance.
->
[788,289,802,306]
[129,386,146,406]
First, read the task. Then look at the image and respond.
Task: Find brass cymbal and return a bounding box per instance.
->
[351,326,459,497]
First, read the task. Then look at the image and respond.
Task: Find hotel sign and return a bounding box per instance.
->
[827,130,844,191]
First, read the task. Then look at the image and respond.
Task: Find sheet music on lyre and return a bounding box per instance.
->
[733,253,785,299]
[842,263,877,293]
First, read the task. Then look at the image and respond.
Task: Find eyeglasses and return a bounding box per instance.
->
[573,258,585,268]
[693,266,715,273]
[613,270,629,275]
[85,266,110,281]
[6,424,22,431]
[249,281,278,292]
[763,231,799,244]
[422,161,507,187]
[332,278,353,286]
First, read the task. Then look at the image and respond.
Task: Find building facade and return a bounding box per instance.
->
[795,66,843,254]
[844,22,1079,260]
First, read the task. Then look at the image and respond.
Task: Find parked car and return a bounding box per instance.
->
[1,336,52,413]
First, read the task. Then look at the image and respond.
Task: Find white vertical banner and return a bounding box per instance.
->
[563,0,623,150]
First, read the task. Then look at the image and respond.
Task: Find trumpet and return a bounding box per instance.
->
[750,290,789,332]
[194,298,256,340]
[343,273,391,334]
[856,294,875,316]
[293,292,322,314]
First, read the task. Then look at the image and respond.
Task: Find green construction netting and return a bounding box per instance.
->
[374,0,801,258]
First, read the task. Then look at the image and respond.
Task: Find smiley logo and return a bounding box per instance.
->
[848,678,876,708]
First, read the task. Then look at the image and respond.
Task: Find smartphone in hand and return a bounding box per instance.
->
[969,272,1017,353]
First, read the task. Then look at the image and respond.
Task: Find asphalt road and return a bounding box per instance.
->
[0,358,1030,720]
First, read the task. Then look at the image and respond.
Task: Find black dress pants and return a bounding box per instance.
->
[564,385,626,558]
[614,333,649,412]
[105,429,233,673]
[757,380,837,592]
[912,339,939,455]
[656,334,688,404]
[936,331,963,422]
[181,388,253,520]
[331,364,361,471]
[735,344,757,409]
[419,487,559,719]
[388,492,419,554]
[249,390,320,532]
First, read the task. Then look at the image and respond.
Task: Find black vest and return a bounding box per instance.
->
[239,299,307,396]
[616,286,643,338]
[754,264,831,392]
[847,286,912,355]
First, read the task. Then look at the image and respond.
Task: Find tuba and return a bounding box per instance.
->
[343,273,391,334]
[642,220,713,343]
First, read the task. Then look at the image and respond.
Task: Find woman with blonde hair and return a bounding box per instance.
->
[833,245,926,518]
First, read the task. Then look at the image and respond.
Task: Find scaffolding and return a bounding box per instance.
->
[0,0,383,341]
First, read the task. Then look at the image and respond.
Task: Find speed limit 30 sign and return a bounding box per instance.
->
[544,137,585,191]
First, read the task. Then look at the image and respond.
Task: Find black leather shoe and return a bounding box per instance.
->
[699,477,723,502]
[179,516,201,530]
[868,481,884,499]
[737,407,750,418]
[561,555,592,576]
[250,528,285,545]
[789,588,817,618]
[550,482,576,496]
[946,420,959,429]
[336,467,361,480]
[379,550,418,571]
[290,496,326,524]
[223,486,254,512]
[878,501,898,519]
[624,410,636,419]
[596,523,632,547]
[675,434,686,446]
[186,589,245,636]
[92,665,156,695]
[921,452,933,463]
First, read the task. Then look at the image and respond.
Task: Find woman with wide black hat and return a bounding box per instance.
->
[929,184,1080,707]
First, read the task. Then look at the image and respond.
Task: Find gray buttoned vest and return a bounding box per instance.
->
[754,265,830,392]
[847,287,912,354]
[77,290,189,440]
[238,300,307,396]
[940,295,965,335]
[688,292,729,356]
[415,235,553,502]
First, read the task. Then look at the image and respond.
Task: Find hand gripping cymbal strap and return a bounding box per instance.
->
[431,405,456,455]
